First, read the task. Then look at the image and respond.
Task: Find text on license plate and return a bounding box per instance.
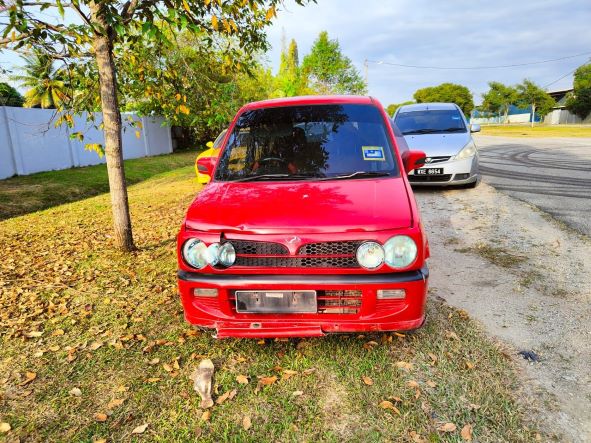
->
[415,168,443,175]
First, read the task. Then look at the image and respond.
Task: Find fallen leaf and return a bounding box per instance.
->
[89,341,103,351]
[445,330,460,341]
[236,375,249,384]
[409,430,427,443]
[52,329,65,336]
[282,369,298,381]
[0,422,11,433]
[259,376,277,386]
[107,398,125,409]
[146,377,161,383]
[94,439,107,443]
[69,387,82,397]
[163,363,173,372]
[395,361,413,371]
[26,331,43,338]
[49,345,60,352]
[19,371,37,386]
[428,353,438,363]
[94,413,108,422]
[132,423,149,434]
[378,400,401,414]
[242,415,252,430]
[149,358,160,365]
[426,380,437,388]
[362,376,373,386]
[216,391,231,405]
[116,385,129,393]
[292,390,304,396]
[33,350,44,357]
[363,340,379,349]
[394,332,406,338]
[465,361,475,369]
[302,368,316,376]
[201,410,211,421]
[227,389,237,400]
[461,424,473,441]
[438,422,457,433]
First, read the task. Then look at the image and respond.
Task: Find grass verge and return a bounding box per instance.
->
[0,162,540,442]
[478,124,591,138]
[0,151,197,221]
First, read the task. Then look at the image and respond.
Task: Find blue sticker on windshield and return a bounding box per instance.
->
[362,146,385,161]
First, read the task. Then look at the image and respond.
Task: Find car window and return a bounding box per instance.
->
[215,104,399,181]
[394,109,466,135]
[212,129,227,149]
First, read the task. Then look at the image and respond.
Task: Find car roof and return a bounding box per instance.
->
[243,95,375,110]
[397,103,459,112]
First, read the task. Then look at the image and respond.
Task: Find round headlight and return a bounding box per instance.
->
[384,235,417,269]
[356,241,385,270]
[182,239,208,269]
[182,239,220,269]
[218,242,236,267]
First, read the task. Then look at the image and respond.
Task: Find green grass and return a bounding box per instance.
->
[0,150,197,221]
[0,161,541,442]
[479,124,591,138]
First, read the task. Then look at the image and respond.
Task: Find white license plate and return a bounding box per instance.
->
[235,290,317,313]
[415,168,444,175]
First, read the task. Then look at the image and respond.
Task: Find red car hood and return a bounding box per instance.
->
[185,178,412,234]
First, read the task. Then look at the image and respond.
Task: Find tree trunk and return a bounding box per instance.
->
[89,2,135,251]
[531,102,536,128]
[503,105,509,125]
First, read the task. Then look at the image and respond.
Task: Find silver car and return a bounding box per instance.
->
[392,103,481,187]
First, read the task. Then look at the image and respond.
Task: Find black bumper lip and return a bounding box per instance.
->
[178,265,429,285]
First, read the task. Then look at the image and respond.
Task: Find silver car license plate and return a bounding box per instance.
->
[235,290,317,313]
[415,168,444,175]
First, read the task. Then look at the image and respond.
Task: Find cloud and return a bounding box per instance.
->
[268,0,591,105]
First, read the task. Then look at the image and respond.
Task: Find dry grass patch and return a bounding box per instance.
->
[479,124,591,138]
[0,161,541,442]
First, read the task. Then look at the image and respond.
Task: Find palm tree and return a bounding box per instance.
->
[12,52,69,109]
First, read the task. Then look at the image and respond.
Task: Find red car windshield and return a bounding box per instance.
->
[214,104,399,181]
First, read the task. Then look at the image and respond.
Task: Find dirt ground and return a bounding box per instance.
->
[415,183,591,442]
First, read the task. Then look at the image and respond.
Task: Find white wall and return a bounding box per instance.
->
[472,113,532,125]
[0,107,173,179]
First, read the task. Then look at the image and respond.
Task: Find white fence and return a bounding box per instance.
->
[544,109,591,125]
[471,112,532,125]
[0,106,173,180]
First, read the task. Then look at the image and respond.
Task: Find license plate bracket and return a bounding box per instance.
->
[415,168,444,175]
[235,290,317,313]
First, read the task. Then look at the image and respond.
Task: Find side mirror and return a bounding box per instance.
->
[403,150,427,174]
[206,141,214,149]
[470,124,481,133]
[197,156,216,179]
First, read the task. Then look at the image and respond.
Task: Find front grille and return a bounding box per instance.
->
[230,240,363,269]
[425,156,451,164]
[318,290,362,314]
[234,256,359,268]
[409,174,452,183]
[230,240,289,255]
[298,241,362,256]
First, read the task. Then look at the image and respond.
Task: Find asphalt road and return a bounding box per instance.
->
[475,135,591,237]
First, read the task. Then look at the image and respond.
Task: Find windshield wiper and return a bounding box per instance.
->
[402,128,438,135]
[438,127,466,132]
[318,171,391,181]
[228,173,322,183]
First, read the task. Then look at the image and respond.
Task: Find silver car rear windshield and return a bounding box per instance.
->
[214,104,398,182]
[394,109,467,135]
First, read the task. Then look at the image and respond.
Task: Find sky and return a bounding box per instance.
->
[265,0,591,105]
[2,0,590,107]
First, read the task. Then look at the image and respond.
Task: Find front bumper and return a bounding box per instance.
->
[177,267,429,338]
[409,155,479,186]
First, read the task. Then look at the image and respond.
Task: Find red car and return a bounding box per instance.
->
[177,96,429,338]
